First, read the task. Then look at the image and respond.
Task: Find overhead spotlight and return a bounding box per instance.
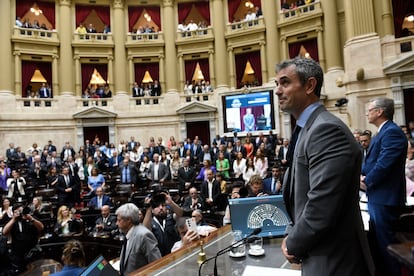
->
[335,98,348,107]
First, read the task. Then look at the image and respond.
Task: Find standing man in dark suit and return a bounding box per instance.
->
[177,158,196,194]
[46,140,57,155]
[361,97,407,276]
[275,58,374,275]
[200,169,221,209]
[55,166,77,208]
[38,83,51,98]
[119,158,138,185]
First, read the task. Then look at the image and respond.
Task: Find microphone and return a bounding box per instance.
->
[198,228,262,276]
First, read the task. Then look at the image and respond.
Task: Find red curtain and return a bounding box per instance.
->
[16,0,56,28]
[21,61,52,97]
[178,3,193,24]
[128,6,161,31]
[195,2,211,25]
[81,63,108,92]
[235,51,262,88]
[134,63,160,84]
[184,59,210,82]
[75,5,110,26]
[288,38,319,62]
[228,0,242,22]
[392,0,413,38]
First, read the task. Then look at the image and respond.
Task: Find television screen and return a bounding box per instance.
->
[222,90,275,133]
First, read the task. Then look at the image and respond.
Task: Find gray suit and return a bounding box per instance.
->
[122,224,161,275]
[283,105,374,276]
[148,162,169,183]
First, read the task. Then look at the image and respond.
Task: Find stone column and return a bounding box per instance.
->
[178,54,184,91]
[208,50,216,88]
[391,76,405,126]
[128,57,134,89]
[0,0,14,94]
[380,0,393,36]
[321,0,342,71]
[316,27,326,71]
[107,56,114,89]
[162,0,178,92]
[52,55,59,95]
[259,41,268,84]
[281,36,288,60]
[227,47,235,89]
[211,0,228,88]
[14,52,21,96]
[58,0,74,95]
[344,0,375,39]
[112,0,127,94]
[262,0,279,81]
[159,54,165,90]
[74,56,81,96]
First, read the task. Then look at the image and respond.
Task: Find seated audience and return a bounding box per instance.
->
[191,209,217,236]
[247,174,267,197]
[50,239,85,276]
[196,160,216,182]
[54,205,82,236]
[263,166,283,195]
[92,205,117,234]
[0,197,13,226]
[182,187,205,213]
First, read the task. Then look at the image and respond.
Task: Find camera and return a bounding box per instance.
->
[22,206,31,215]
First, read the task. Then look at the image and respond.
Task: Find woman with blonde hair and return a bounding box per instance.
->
[54,205,74,236]
[50,239,85,275]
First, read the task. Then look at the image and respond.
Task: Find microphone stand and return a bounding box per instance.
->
[198,228,261,276]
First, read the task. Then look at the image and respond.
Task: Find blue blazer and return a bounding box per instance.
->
[88,195,112,208]
[263,177,282,195]
[362,120,407,206]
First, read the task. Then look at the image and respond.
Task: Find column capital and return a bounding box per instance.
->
[13,51,21,56]
[259,40,266,46]
[107,56,114,61]
[280,36,287,42]
[177,53,183,58]
[208,50,215,55]
[127,56,133,61]
[162,0,174,8]
[315,26,324,33]
[52,54,59,60]
[227,46,233,52]
[158,54,165,59]
[112,0,124,9]
[73,55,80,60]
[59,0,71,6]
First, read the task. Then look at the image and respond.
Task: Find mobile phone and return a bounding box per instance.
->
[186,218,197,232]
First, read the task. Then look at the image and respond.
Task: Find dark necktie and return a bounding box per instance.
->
[120,238,128,275]
[283,125,302,219]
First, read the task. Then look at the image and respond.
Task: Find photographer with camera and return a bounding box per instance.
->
[143,191,183,256]
[2,204,44,273]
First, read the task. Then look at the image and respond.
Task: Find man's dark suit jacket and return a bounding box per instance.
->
[55,174,77,207]
[200,179,221,203]
[283,105,374,275]
[93,214,117,232]
[177,166,196,192]
[263,176,282,195]
[119,164,138,184]
[88,195,113,209]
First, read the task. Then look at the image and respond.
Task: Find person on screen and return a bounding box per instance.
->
[50,239,85,276]
[243,108,255,132]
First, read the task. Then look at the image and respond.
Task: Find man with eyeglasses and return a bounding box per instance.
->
[361,97,407,276]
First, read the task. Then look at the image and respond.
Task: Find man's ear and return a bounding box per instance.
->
[305,77,317,95]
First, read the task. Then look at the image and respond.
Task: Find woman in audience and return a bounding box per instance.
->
[7,170,26,199]
[87,168,105,196]
[196,160,216,181]
[29,196,45,218]
[0,160,11,192]
[216,152,230,179]
[47,166,59,188]
[50,239,86,276]
[254,148,268,178]
[139,155,152,179]
[83,156,97,179]
[244,137,254,159]
[243,157,257,184]
[54,205,75,235]
[170,151,181,180]
[0,197,13,225]
[233,151,246,180]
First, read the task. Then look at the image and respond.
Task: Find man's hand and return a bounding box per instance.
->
[281,236,301,264]
[360,175,367,191]
[182,230,199,245]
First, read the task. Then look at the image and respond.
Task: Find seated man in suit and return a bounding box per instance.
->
[182,187,206,214]
[263,166,283,195]
[92,205,117,234]
[148,153,169,187]
[88,187,112,209]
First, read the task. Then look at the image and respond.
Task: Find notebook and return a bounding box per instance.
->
[228,195,290,238]
[79,255,119,276]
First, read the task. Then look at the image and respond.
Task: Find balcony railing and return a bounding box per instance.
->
[127,32,164,43]
[78,98,112,108]
[73,32,113,43]
[13,27,59,41]
[180,92,214,103]
[279,1,322,23]
[176,26,213,39]
[382,35,414,65]
[227,17,265,33]
[132,95,162,106]
[17,98,54,108]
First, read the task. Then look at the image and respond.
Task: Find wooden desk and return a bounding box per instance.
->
[132,225,298,275]
[387,241,414,272]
